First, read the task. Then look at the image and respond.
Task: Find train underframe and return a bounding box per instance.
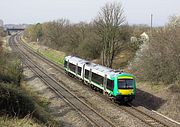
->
[115,95,135,103]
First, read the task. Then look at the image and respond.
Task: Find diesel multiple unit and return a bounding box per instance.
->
[64,55,136,102]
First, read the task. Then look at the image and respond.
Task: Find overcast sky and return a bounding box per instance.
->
[0,0,180,26]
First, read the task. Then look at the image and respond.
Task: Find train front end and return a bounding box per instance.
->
[114,73,136,102]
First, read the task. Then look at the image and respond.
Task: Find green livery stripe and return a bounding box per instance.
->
[66,69,82,78]
[84,78,103,89]
[118,76,133,79]
[84,78,113,94]
[91,82,104,89]
[106,89,112,94]
[84,78,89,82]
[68,70,76,75]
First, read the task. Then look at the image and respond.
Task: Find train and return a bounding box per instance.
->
[64,56,136,102]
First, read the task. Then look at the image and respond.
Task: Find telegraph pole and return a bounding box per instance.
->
[150,14,153,40]
[150,14,153,33]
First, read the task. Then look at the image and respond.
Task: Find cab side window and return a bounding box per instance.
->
[69,63,76,72]
[107,79,114,91]
[64,60,67,68]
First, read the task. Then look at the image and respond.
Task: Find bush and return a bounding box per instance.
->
[0,53,22,84]
[0,116,43,127]
[0,83,35,117]
[0,83,57,126]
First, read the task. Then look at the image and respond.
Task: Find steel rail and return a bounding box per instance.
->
[16,34,179,127]
[10,34,116,127]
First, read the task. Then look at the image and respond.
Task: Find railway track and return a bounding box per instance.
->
[119,104,171,127]
[14,34,179,127]
[9,34,117,127]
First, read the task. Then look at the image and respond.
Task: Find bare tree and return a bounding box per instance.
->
[167,15,180,28]
[42,19,70,49]
[95,2,126,67]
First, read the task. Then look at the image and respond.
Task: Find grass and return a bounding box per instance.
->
[20,64,60,126]
[21,81,51,112]
[41,49,65,65]
[21,37,65,65]
[0,115,43,127]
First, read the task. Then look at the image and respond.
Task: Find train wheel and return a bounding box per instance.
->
[91,85,94,90]
[110,97,115,103]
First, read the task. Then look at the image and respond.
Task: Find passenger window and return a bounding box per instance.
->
[85,69,89,79]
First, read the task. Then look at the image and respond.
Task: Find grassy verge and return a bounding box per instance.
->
[0,115,43,127]
[21,36,65,65]
[20,82,57,125]
[41,49,65,65]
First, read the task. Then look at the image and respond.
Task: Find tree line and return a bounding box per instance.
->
[24,2,145,68]
[24,2,180,85]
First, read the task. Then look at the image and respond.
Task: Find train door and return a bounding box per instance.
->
[82,64,86,80]
[103,75,107,95]
[75,63,78,75]
[67,60,69,70]
[89,69,92,83]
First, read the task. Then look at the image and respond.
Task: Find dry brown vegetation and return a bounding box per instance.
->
[0,27,6,54]
[0,37,2,54]
[0,35,57,126]
[23,2,180,88]
[131,16,180,85]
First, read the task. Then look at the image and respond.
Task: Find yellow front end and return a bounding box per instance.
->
[118,89,134,95]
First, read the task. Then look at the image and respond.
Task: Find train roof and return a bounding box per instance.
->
[65,56,122,77]
[65,55,89,65]
[85,62,121,77]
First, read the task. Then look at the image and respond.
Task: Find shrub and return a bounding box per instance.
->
[131,26,180,84]
[0,83,35,117]
[0,53,22,84]
[0,83,57,126]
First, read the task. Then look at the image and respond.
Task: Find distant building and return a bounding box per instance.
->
[4,24,28,29]
[140,32,149,42]
[0,19,3,27]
